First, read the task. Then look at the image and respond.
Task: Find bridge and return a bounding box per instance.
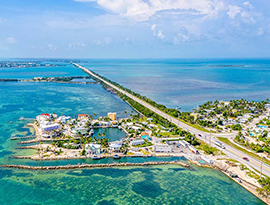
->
[73,63,270,177]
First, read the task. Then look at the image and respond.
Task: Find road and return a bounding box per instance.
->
[74,63,270,177]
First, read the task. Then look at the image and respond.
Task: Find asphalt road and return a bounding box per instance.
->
[75,63,270,177]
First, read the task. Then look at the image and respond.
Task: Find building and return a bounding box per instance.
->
[71,128,88,136]
[85,144,101,155]
[40,123,60,133]
[108,112,117,121]
[78,114,89,120]
[55,116,71,124]
[130,139,145,146]
[131,126,141,131]
[154,145,173,152]
[100,121,110,126]
[109,142,122,152]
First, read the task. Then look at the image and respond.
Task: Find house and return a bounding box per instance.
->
[131,126,141,131]
[85,144,101,154]
[55,116,71,124]
[109,142,122,152]
[78,114,89,120]
[108,112,117,121]
[130,139,145,146]
[72,128,88,136]
[100,121,110,126]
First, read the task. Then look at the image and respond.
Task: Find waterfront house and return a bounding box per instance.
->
[109,142,122,152]
[78,114,89,120]
[108,112,117,121]
[85,144,101,155]
[100,121,110,127]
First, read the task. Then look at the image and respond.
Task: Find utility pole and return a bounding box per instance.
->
[260,155,264,179]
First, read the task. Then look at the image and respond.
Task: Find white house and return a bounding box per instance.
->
[85,144,101,155]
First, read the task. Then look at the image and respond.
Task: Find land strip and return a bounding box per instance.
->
[73,63,270,177]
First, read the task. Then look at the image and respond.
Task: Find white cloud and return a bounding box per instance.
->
[47,44,57,50]
[68,42,86,49]
[243,1,254,10]
[6,37,17,44]
[92,37,111,45]
[227,2,257,24]
[151,24,165,40]
[75,0,224,22]
[227,5,241,19]
[174,27,189,44]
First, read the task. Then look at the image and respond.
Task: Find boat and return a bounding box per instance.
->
[11,136,16,140]
[19,117,24,120]
[10,121,13,124]
[91,155,100,160]
[113,154,121,159]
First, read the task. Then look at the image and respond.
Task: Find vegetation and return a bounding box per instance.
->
[217,137,270,166]
[257,177,270,198]
[197,142,221,155]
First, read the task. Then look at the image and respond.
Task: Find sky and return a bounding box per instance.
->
[0,0,270,58]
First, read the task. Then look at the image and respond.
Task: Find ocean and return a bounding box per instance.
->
[0,59,266,204]
[81,58,270,111]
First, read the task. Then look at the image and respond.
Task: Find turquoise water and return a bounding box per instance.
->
[0,165,265,205]
[0,62,86,79]
[81,59,270,111]
[0,60,267,204]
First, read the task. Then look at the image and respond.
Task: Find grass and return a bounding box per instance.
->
[197,141,221,155]
[217,137,270,166]
[179,119,215,133]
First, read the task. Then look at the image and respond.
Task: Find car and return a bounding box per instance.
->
[243,157,249,161]
[198,134,202,137]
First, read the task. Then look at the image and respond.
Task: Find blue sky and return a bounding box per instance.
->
[0,0,270,58]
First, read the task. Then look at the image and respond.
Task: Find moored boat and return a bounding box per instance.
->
[91,155,100,160]
[113,154,121,159]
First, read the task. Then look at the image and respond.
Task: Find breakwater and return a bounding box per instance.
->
[0,161,190,170]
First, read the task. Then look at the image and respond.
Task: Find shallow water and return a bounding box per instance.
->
[0,164,265,205]
[81,58,270,111]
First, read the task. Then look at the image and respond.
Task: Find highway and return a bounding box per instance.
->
[74,63,270,177]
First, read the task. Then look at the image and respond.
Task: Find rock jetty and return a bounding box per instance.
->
[0,161,190,170]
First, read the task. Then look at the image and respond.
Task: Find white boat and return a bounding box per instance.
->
[91,155,100,160]
[113,154,121,159]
